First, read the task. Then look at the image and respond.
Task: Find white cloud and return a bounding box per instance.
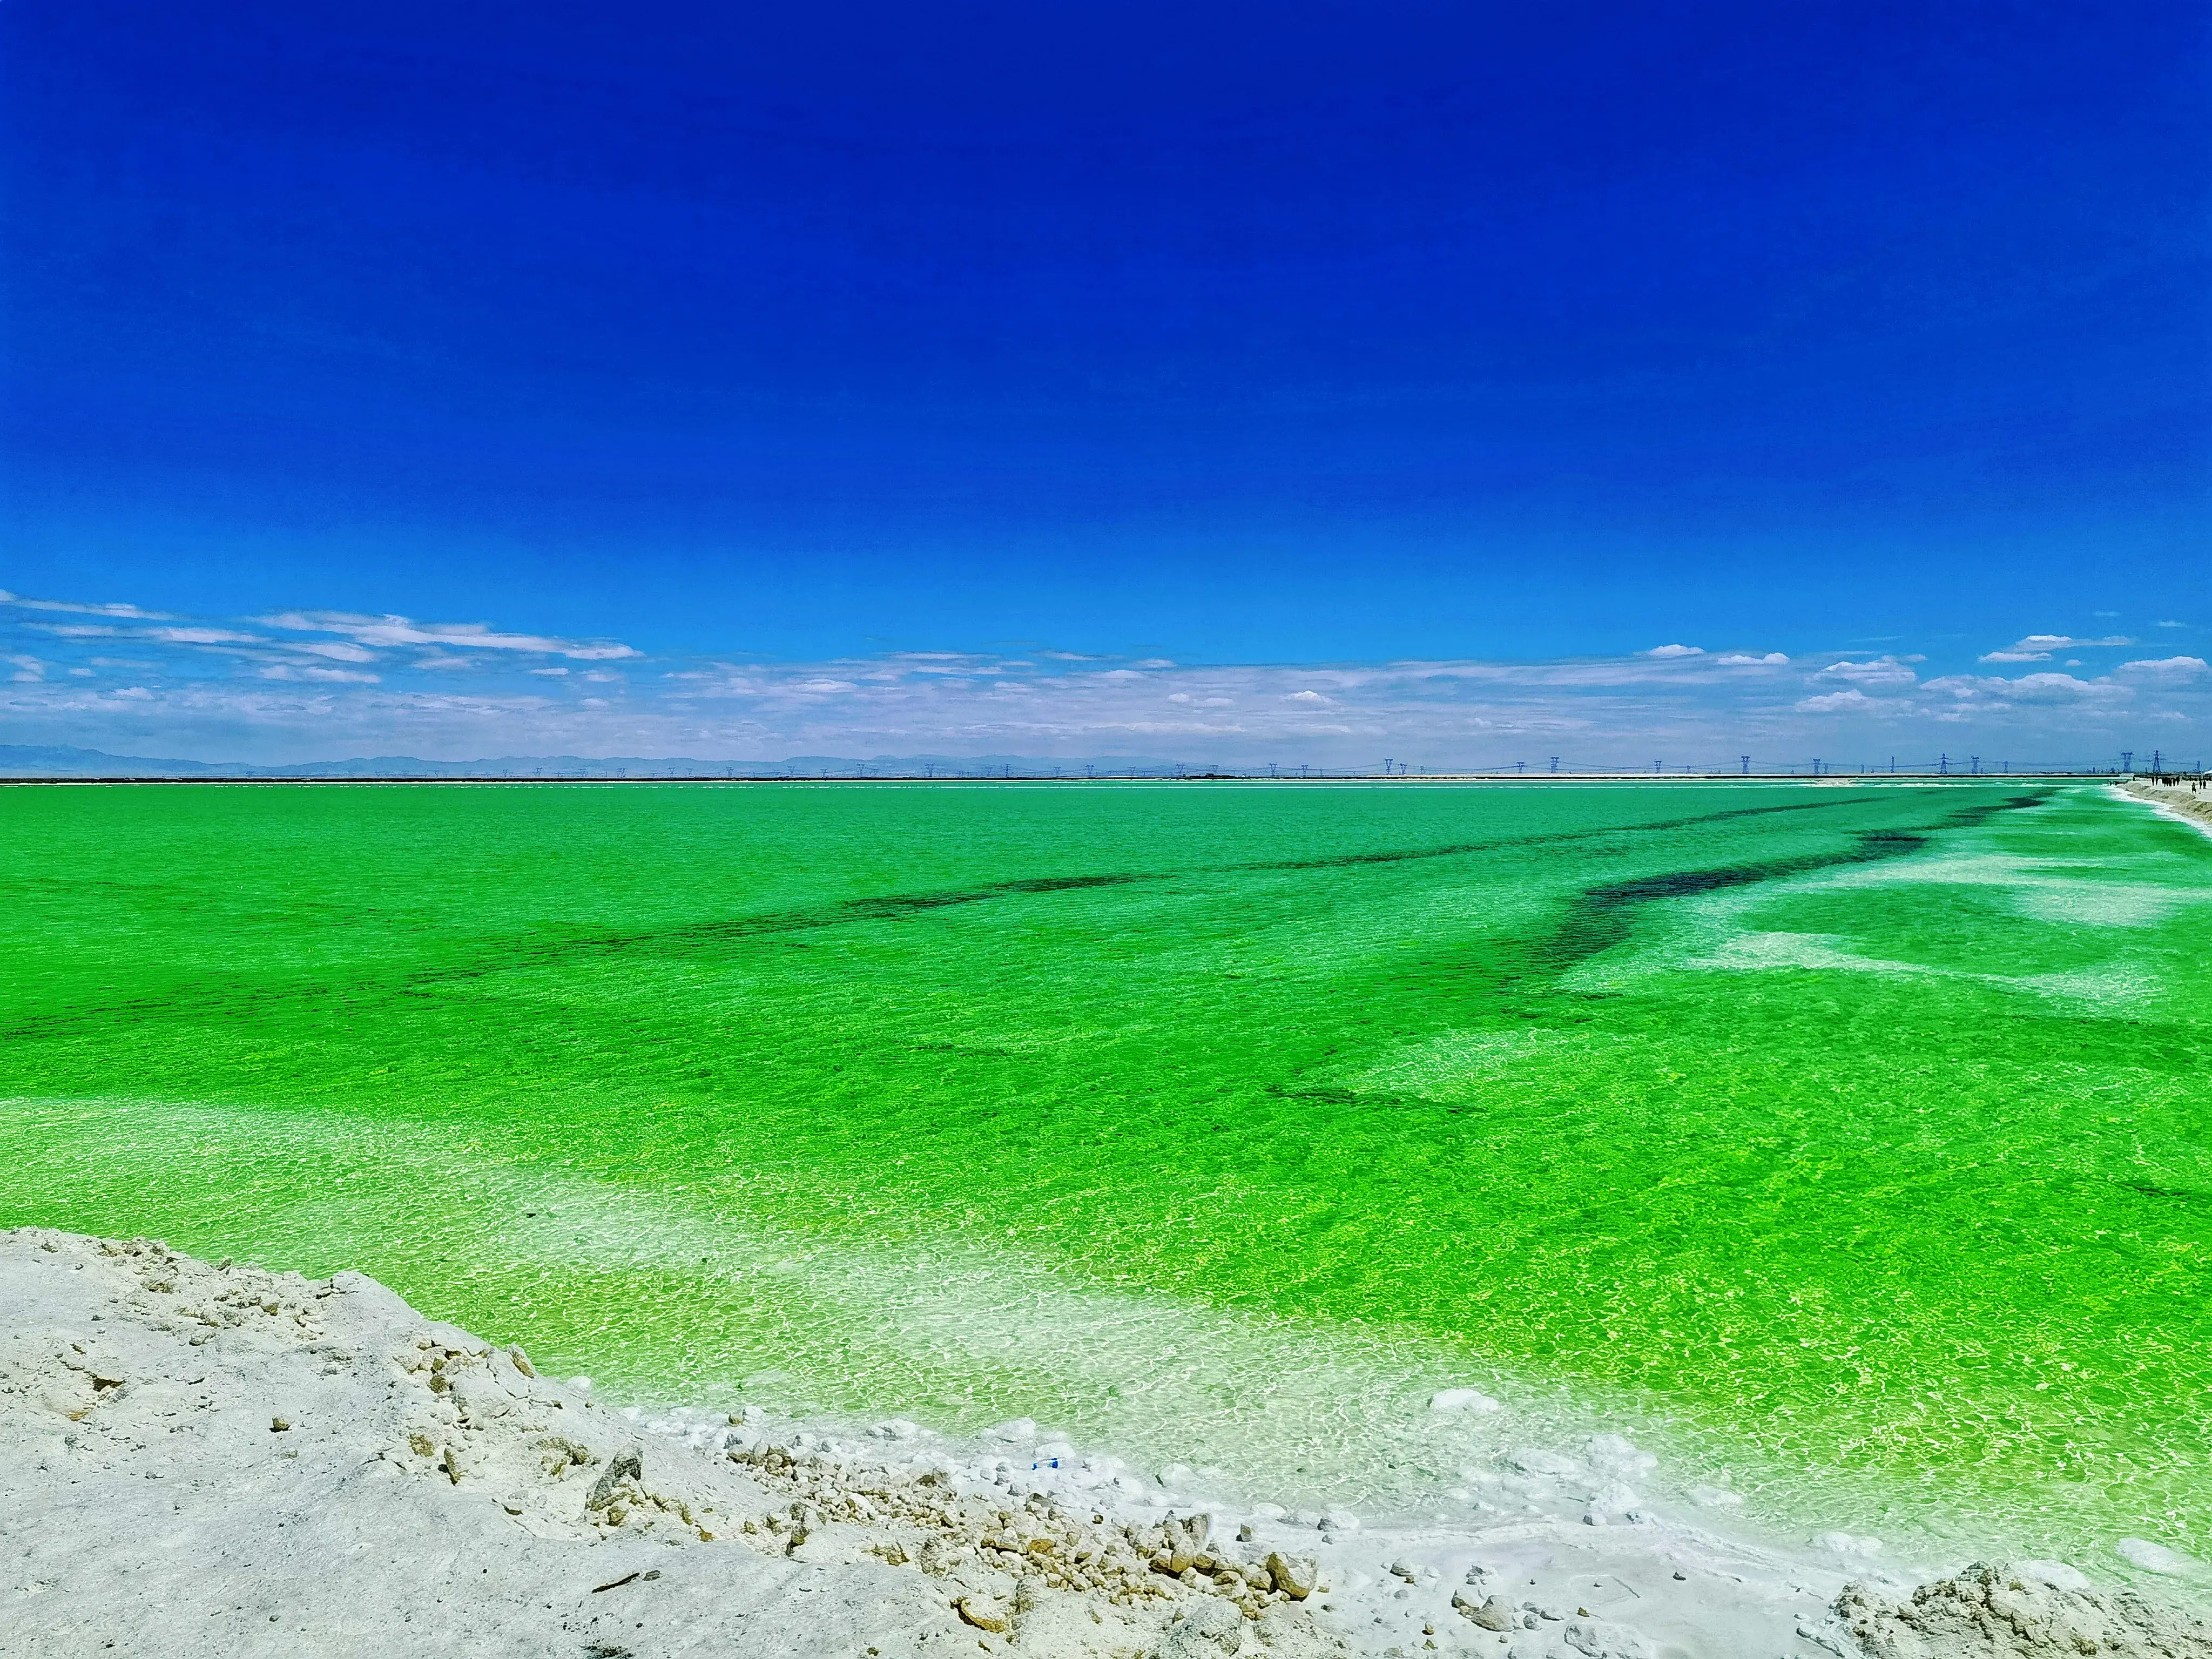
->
[291,640,380,663]
[1999,632,2134,652]
[1817,657,1918,687]
[260,610,639,660]
[1796,689,1879,713]
[1923,671,2131,708]
[0,590,180,621]
[258,664,381,684]
[8,584,2204,767]
[145,626,266,646]
[2156,620,2188,629]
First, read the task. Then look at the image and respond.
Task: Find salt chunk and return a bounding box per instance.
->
[1815,1532,1882,1557]
[1509,1449,1582,1478]
[1431,1388,1502,1413]
[1582,1480,1640,1524]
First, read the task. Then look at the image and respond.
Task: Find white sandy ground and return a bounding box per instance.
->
[5,1231,2210,1659]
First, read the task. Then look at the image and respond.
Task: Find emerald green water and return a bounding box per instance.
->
[4,781,2210,1570]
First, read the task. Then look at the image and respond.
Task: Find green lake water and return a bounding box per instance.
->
[3,780,2208,1572]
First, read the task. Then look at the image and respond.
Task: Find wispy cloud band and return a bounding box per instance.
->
[3,589,2204,767]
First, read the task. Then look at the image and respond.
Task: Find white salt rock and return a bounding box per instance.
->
[2016,1560,2090,1591]
[1509,1448,1583,1478]
[1430,1388,1502,1413]
[1587,1434,1658,1474]
[987,1418,1038,1442]
[1815,1532,1883,1557]
[1564,1615,1650,1657]
[1688,1485,1742,1507]
[1583,1480,1640,1524]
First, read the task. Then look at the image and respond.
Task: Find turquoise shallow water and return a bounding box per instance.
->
[3,779,2209,1573]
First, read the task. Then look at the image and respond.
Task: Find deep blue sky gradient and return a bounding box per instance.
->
[5,0,2208,673]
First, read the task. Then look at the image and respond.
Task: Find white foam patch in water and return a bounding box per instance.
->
[1809,841,2212,927]
[2011,965,2163,1009]
[1345,1029,1627,1101]
[1677,930,2162,1010]
[1684,930,1931,979]
[2003,882,2205,928]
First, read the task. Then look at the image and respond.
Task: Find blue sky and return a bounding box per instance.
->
[3,0,2207,765]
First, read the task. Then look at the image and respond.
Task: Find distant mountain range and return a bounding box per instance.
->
[0,744,1189,779]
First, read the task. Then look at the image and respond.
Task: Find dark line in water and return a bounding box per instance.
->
[0,788,2048,1044]
[1233,794,1878,876]
[2121,1181,2205,1204]
[1530,793,2048,973]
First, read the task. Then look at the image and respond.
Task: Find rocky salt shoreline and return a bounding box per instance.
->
[2123,778,2212,836]
[4,1228,2209,1658]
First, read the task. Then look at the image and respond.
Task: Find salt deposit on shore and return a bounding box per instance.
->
[5,1228,2208,1658]
[2123,778,2212,837]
